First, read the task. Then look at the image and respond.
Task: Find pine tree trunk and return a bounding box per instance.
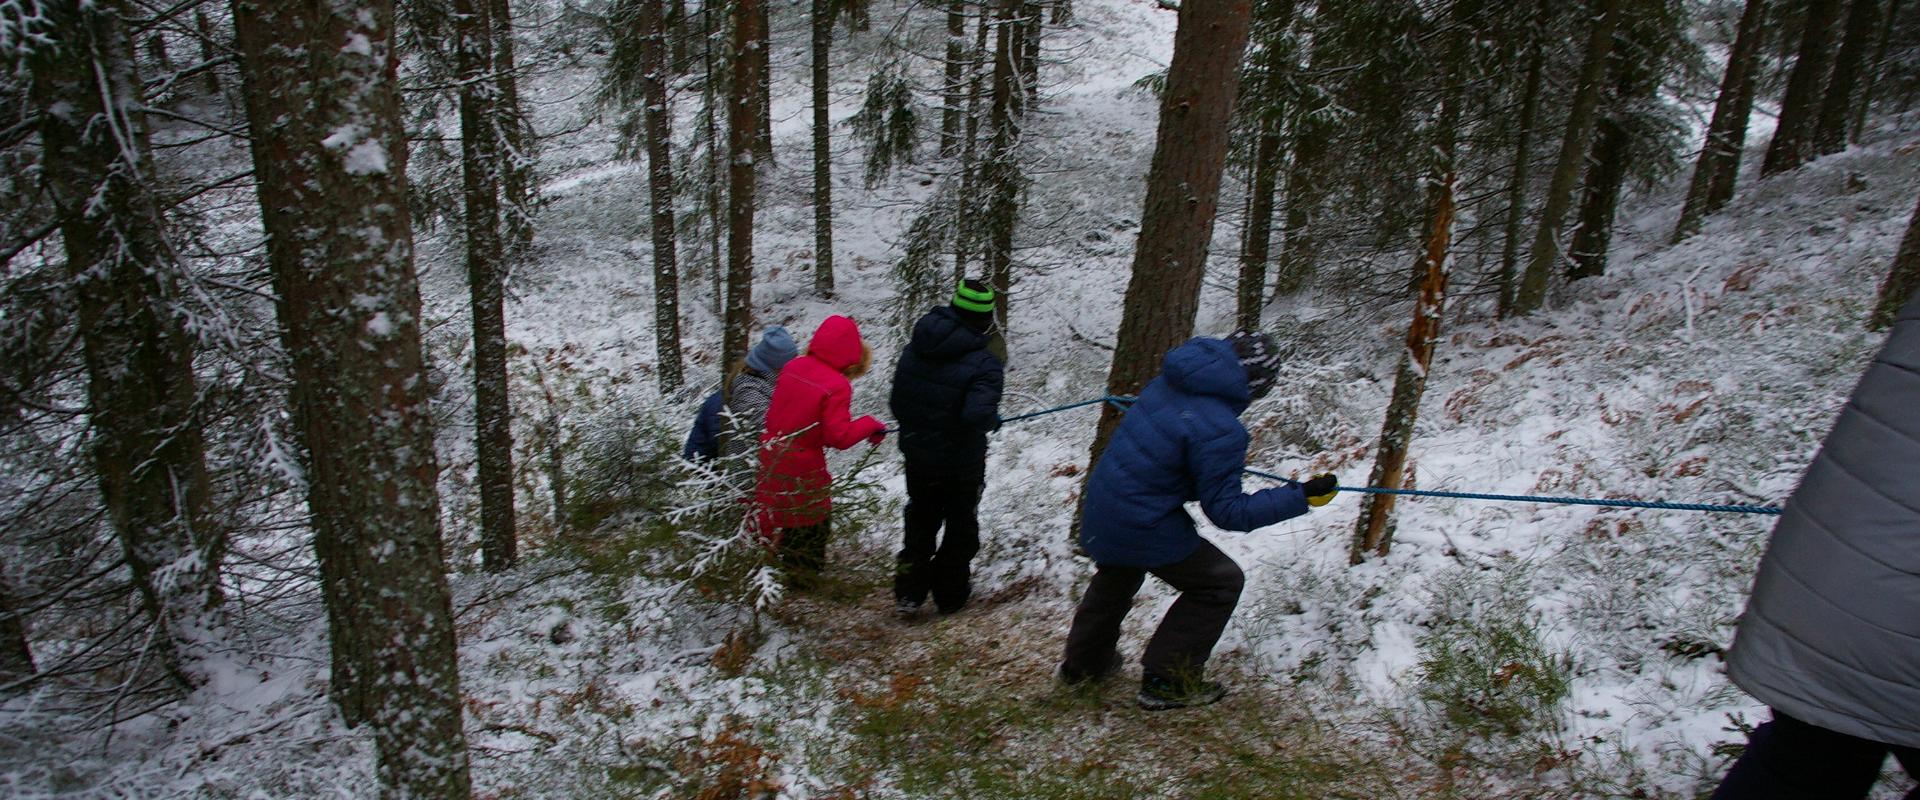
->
[0,559,32,689]
[1087,0,1255,469]
[1496,0,1548,316]
[493,0,535,257]
[1570,40,1656,281]
[1873,190,1920,330]
[955,7,991,283]
[1815,0,1880,154]
[643,0,685,391]
[983,0,1025,333]
[1021,0,1042,109]
[703,6,726,320]
[30,0,219,691]
[751,0,773,169]
[1673,0,1767,244]
[455,0,518,573]
[1352,177,1453,563]
[942,0,966,157]
[146,31,171,72]
[231,1,472,794]
[1762,0,1843,175]
[725,0,765,362]
[1511,0,1618,315]
[195,9,222,96]
[1853,0,1902,142]
[1271,115,1325,298]
[812,0,836,296]
[1237,119,1282,330]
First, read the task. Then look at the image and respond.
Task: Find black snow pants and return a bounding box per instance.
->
[894,461,984,613]
[1060,538,1245,683]
[1710,709,1919,800]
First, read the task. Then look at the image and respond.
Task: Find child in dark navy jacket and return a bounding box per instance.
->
[1060,331,1337,710]
[887,280,1005,617]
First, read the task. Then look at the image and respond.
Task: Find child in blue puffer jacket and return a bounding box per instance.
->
[1059,331,1337,710]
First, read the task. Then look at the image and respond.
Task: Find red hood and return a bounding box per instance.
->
[807,315,865,370]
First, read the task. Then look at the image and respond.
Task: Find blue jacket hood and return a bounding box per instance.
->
[909,306,991,361]
[1162,338,1251,410]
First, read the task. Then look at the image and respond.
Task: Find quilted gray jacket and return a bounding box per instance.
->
[1725,290,1920,747]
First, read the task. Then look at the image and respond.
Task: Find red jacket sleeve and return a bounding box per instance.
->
[819,381,885,450]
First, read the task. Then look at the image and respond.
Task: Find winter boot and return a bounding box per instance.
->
[893,598,923,621]
[1057,650,1125,686]
[1137,674,1227,711]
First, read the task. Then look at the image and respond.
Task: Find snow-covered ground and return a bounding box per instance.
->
[4,0,1918,796]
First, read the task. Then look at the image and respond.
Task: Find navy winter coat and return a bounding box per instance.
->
[888,306,1005,473]
[683,389,725,461]
[1080,337,1309,568]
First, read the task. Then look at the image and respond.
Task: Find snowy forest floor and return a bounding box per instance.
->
[5,0,1920,796]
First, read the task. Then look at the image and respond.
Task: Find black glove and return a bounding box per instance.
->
[1301,473,1338,506]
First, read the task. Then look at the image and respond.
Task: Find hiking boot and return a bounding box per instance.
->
[1136,675,1227,711]
[1057,650,1125,686]
[893,599,923,620]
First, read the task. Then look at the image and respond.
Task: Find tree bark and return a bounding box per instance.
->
[1853,0,1902,142]
[1673,0,1767,244]
[454,0,518,573]
[231,0,472,794]
[1496,0,1548,316]
[1762,0,1843,175]
[0,559,32,689]
[492,0,535,257]
[643,0,685,391]
[30,0,219,692]
[1815,0,1881,154]
[1271,111,1326,298]
[1570,34,1658,281]
[955,5,991,283]
[983,0,1026,333]
[941,0,967,157]
[812,0,836,296]
[1021,0,1042,109]
[725,0,765,362]
[1511,0,1618,315]
[195,9,223,96]
[1352,177,1453,563]
[751,0,773,169]
[1873,190,1920,330]
[1087,0,1255,470]
[702,4,726,320]
[1236,119,1282,330]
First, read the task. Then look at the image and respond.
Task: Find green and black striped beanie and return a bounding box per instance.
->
[952,279,996,317]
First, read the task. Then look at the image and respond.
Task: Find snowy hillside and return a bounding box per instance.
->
[4,0,1918,796]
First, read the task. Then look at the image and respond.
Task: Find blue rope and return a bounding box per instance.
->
[1241,467,1782,516]
[892,393,1781,515]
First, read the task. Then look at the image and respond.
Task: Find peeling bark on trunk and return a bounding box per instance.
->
[1512,0,1617,315]
[1087,0,1255,471]
[30,0,219,692]
[642,0,685,391]
[231,0,472,794]
[1673,0,1766,244]
[455,0,518,573]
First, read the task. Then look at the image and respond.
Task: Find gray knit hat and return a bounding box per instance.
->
[746,326,798,372]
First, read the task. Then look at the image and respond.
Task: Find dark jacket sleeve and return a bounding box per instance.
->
[684,390,725,460]
[961,354,1005,432]
[1187,419,1308,532]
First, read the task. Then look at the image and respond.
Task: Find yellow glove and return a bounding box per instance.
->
[1302,473,1338,507]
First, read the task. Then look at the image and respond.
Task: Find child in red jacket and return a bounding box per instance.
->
[752,315,887,586]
